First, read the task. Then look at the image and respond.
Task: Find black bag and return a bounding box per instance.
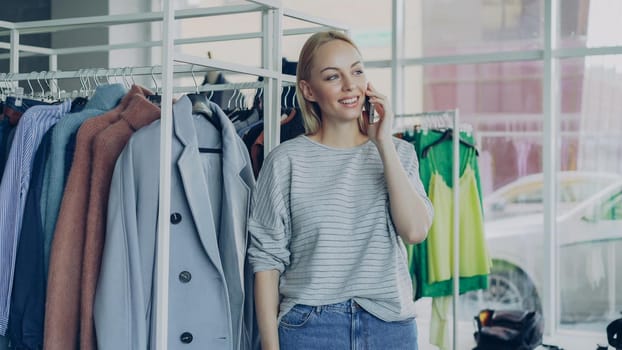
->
[608,317,622,349]
[473,309,544,350]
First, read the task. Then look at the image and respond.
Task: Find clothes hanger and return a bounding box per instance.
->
[33,72,46,101]
[290,84,297,109]
[0,73,7,103]
[223,85,240,117]
[147,66,162,106]
[186,64,220,131]
[421,128,479,158]
[237,88,246,110]
[281,85,294,116]
[25,72,50,103]
[26,73,36,99]
[86,68,97,97]
[230,88,257,123]
[69,69,89,109]
[41,71,54,102]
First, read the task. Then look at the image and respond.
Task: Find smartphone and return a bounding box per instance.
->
[364,96,376,124]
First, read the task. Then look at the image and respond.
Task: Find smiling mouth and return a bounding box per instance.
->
[339,96,359,105]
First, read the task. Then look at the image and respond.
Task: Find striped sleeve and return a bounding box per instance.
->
[247,149,291,273]
[0,101,69,334]
[397,139,434,221]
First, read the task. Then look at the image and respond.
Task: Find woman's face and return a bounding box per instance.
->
[300,39,367,125]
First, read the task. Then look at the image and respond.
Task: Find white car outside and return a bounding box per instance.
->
[461,171,622,328]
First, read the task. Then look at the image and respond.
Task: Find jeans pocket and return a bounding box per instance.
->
[279,304,315,328]
[394,317,416,326]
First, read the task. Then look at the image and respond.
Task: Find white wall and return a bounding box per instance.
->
[51,0,109,90]
[108,0,151,70]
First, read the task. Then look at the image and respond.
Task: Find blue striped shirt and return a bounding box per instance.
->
[0,100,71,335]
[247,135,434,323]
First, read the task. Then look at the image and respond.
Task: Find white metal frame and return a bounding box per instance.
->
[542,0,560,336]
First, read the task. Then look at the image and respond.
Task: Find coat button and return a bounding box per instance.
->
[170,212,182,224]
[180,332,193,344]
[179,271,192,283]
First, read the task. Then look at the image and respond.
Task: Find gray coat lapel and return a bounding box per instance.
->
[173,96,224,274]
[210,101,254,349]
[214,101,252,285]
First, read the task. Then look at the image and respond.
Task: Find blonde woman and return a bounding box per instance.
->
[248,31,434,350]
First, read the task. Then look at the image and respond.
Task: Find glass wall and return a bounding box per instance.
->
[557,54,622,332]
[407,0,622,348]
[560,0,622,49]
[414,0,543,57]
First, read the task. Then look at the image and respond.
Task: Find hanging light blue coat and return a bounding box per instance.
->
[94,96,256,350]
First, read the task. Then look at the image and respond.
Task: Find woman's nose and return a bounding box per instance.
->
[342,76,355,91]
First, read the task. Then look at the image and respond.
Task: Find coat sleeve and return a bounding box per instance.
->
[94,141,148,350]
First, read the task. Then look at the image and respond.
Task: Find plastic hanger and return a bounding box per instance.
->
[70,69,89,110]
[421,128,479,158]
[147,66,162,106]
[187,64,220,132]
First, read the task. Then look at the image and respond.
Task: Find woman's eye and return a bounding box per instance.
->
[325,74,338,81]
[354,70,364,75]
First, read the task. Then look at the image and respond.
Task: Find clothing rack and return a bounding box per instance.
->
[2,2,348,349]
[395,109,462,350]
[0,68,296,107]
[395,110,472,134]
[0,65,297,84]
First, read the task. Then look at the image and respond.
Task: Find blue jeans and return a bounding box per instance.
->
[278,300,418,350]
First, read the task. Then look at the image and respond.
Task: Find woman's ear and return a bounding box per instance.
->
[299,80,316,102]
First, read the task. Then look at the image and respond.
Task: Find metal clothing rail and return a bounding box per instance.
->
[0,65,297,85]
[0,68,296,110]
[0,71,297,103]
[395,109,462,350]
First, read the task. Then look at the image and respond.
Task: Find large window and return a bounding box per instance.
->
[407,0,622,348]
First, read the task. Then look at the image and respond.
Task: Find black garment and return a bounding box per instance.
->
[254,58,298,110]
[70,97,88,113]
[0,119,13,178]
[247,108,305,178]
[8,129,53,350]
[280,108,304,142]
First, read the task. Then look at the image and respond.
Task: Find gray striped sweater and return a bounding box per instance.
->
[247,135,433,322]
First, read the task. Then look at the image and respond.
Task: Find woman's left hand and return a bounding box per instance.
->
[364,82,394,148]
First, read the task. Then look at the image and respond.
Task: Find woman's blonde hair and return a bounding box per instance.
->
[296,30,366,135]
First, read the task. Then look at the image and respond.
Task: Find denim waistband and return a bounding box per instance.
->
[311,299,362,313]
